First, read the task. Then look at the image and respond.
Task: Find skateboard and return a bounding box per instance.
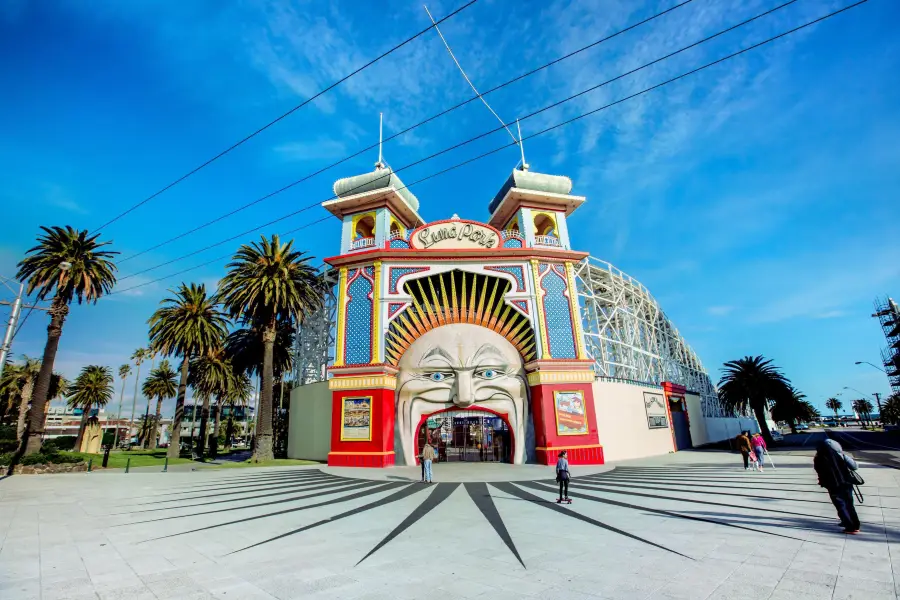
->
[556,498,572,504]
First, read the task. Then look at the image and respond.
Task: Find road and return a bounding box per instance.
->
[782,426,900,469]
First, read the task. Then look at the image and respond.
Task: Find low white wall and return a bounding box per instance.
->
[701,416,759,445]
[593,380,675,462]
[287,381,332,461]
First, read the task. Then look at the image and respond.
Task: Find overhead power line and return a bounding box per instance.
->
[116,0,804,283]
[109,0,870,297]
[90,0,480,234]
[118,0,698,264]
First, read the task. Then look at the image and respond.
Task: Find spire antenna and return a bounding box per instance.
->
[423,5,522,158]
[375,112,386,169]
[517,119,528,171]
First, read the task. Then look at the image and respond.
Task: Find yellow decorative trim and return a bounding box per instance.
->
[340,395,373,442]
[530,259,550,358]
[372,261,382,363]
[329,375,398,390]
[328,451,395,456]
[565,261,587,359]
[527,370,595,386]
[536,444,602,451]
[333,267,349,367]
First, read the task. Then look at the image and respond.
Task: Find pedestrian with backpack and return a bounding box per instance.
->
[814,439,861,534]
[556,450,571,503]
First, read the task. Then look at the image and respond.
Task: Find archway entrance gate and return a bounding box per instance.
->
[418,410,512,463]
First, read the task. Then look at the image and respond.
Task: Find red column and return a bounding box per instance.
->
[530,380,604,465]
[327,387,396,467]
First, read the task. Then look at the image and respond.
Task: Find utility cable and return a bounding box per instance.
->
[117,0,803,282]
[90,0,479,234]
[109,0,869,296]
[118,0,697,264]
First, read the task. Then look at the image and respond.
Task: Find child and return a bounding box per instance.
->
[556,450,571,503]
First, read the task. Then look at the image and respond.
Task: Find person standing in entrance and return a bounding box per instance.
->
[751,432,767,472]
[735,431,753,470]
[814,439,861,534]
[422,440,436,483]
[556,450,571,503]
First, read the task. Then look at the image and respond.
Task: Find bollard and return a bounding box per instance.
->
[87,459,93,473]
[125,458,131,473]
[102,446,111,469]
[163,457,168,473]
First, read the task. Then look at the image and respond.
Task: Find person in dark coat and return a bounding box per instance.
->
[814,439,861,533]
[735,431,753,470]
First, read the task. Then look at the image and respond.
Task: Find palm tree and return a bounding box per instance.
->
[126,348,150,448]
[852,398,874,428]
[217,235,320,461]
[717,355,788,445]
[0,357,67,444]
[771,384,809,434]
[112,364,131,449]
[223,372,253,450]
[188,347,231,459]
[15,226,117,454]
[224,321,295,380]
[141,360,177,449]
[68,365,114,452]
[881,394,900,426]
[149,283,228,459]
[825,397,843,423]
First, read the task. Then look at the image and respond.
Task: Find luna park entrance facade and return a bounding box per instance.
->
[417,409,512,463]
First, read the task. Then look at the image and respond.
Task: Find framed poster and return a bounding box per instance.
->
[340,396,372,441]
[554,390,588,435]
[644,392,668,429]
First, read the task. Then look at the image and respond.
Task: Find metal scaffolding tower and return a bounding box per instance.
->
[873,297,900,395]
[292,268,338,385]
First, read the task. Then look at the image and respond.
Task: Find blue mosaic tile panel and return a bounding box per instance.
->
[540,265,577,359]
[388,266,429,293]
[503,238,524,248]
[485,265,526,292]
[344,269,373,365]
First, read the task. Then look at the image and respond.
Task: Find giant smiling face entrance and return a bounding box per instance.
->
[394,324,528,466]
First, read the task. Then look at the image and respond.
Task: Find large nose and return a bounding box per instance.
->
[453,371,474,407]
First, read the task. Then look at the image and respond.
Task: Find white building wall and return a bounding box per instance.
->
[592,380,675,462]
[287,381,332,461]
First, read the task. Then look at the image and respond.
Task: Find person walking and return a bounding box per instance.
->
[422,440,436,483]
[556,450,571,503]
[751,432,767,472]
[735,431,753,470]
[814,439,861,534]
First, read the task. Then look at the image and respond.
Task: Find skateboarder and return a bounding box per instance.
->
[556,450,571,503]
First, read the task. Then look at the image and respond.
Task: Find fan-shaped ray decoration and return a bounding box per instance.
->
[384,270,537,365]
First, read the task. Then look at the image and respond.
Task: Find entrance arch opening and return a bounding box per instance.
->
[417,407,513,463]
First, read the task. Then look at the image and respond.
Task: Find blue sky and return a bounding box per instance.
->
[1,0,898,417]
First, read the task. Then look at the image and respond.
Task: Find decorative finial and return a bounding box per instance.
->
[451,214,460,220]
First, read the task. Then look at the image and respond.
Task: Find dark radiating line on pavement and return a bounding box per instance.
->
[356,483,460,566]
[465,482,524,568]
[125,474,342,508]
[490,482,690,559]
[585,473,820,487]
[231,483,430,554]
[578,478,831,503]
[138,481,403,539]
[572,481,822,519]
[124,470,334,501]
[118,479,368,515]
[517,482,807,542]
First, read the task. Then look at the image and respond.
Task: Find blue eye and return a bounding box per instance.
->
[429,372,448,382]
[477,369,502,379]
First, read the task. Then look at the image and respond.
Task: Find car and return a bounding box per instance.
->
[770,430,784,442]
[796,423,809,431]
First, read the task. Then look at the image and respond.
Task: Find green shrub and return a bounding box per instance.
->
[46,436,76,451]
[0,452,13,466]
[18,451,84,466]
[0,424,17,453]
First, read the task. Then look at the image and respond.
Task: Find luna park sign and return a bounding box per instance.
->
[410,218,501,250]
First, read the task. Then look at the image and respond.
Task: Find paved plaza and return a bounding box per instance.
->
[2,450,900,600]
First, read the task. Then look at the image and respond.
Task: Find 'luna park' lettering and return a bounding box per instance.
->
[415,224,497,249]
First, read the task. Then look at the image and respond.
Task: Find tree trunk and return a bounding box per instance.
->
[113,377,128,449]
[23,300,68,455]
[16,379,35,444]
[211,397,221,458]
[127,361,143,449]
[141,397,153,448]
[149,397,163,449]
[224,406,234,450]
[167,358,189,459]
[197,394,211,459]
[254,321,276,462]
[753,401,774,446]
[74,404,91,453]
[788,418,797,435]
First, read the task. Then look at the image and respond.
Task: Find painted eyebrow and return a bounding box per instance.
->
[469,344,506,365]
[420,347,455,366]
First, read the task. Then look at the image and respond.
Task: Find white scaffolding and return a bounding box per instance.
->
[575,257,725,418]
[292,269,338,385]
